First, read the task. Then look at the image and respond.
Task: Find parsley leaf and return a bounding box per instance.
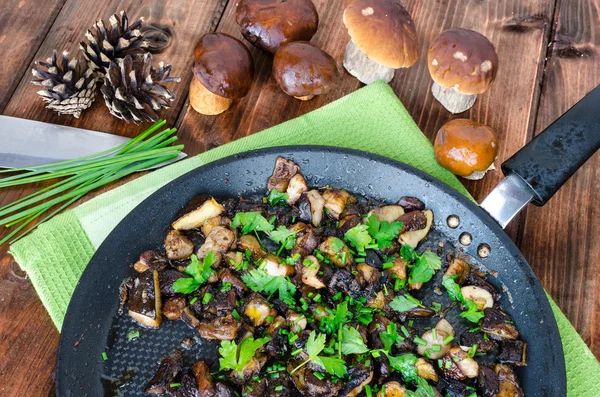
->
[269,225,297,255]
[366,214,404,249]
[442,276,485,323]
[344,224,371,252]
[402,246,442,284]
[322,302,351,334]
[389,293,424,313]
[218,336,270,374]
[267,190,289,206]
[406,377,437,397]
[241,266,297,305]
[387,353,419,380]
[232,212,275,234]
[341,325,369,355]
[297,331,347,377]
[379,322,404,353]
[172,253,216,294]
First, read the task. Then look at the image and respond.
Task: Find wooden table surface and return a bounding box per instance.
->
[0,0,598,395]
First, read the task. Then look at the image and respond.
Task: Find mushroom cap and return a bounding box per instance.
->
[434,119,499,177]
[235,0,319,54]
[192,33,254,99]
[343,0,419,69]
[428,28,498,95]
[273,42,341,98]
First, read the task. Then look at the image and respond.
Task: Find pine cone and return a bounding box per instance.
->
[101,53,180,124]
[80,11,147,75]
[31,50,99,118]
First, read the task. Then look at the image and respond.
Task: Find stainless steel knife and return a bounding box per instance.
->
[0,115,187,170]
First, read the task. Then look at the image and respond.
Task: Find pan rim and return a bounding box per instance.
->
[56,144,566,395]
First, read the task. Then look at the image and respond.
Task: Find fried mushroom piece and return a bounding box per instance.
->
[172,197,225,230]
[159,269,190,297]
[368,205,405,223]
[481,307,519,341]
[244,293,278,326]
[319,236,353,267]
[497,340,527,366]
[162,296,187,320]
[495,364,524,397]
[459,330,497,354]
[398,209,433,248]
[287,174,308,205]
[329,269,362,299]
[448,346,479,378]
[322,189,356,219]
[197,226,236,262]
[444,258,470,284]
[297,255,326,289]
[237,234,266,259]
[197,314,240,340]
[291,223,319,258]
[376,381,407,397]
[218,268,249,297]
[397,196,425,212]
[268,156,300,193]
[339,365,373,397]
[478,365,500,397]
[415,358,438,382]
[417,329,450,359]
[134,250,169,273]
[144,349,183,394]
[129,270,162,328]
[300,190,326,227]
[164,230,194,260]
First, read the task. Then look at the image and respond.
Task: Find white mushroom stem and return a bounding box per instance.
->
[343,39,395,84]
[431,82,477,114]
[463,160,496,181]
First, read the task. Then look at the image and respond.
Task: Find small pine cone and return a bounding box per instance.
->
[31,50,99,118]
[80,10,147,75]
[101,53,181,124]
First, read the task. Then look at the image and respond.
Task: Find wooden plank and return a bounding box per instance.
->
[0,1,229,395]
[518,0,600,359]
[0,0,66,111]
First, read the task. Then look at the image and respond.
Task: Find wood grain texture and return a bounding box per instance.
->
[518,0,600,359]
[0,1,228,396]
[0,0,66,111]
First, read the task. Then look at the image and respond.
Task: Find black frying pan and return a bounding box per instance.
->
[56,86,600,396]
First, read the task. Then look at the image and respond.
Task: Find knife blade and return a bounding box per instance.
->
[0,115,187,170]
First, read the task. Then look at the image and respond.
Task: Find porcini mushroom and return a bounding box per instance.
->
[434,119,499,180]
[428,28,498,114]
[235,0,319,54]
[343,0,419,84]
[272,42,341,100]
[190,33,254,115]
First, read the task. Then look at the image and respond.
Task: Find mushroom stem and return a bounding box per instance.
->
[189,78,233,116]
[294,95,315,101]
[431,82,477,114]
[343,39,395,85]
[463,161,496,181]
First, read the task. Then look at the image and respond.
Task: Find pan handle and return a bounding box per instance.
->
[502,85,600,205]
[481,85,600,227]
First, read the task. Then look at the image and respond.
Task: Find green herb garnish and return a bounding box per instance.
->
[366,214,404,249]
[442,276,485,323]
[389,293,424,313]
[232,212,275,234]
[172,252,217,294]
[401,245,442,284]
[241,265,297,305]
[267,189,289,206]
[291,331,347,377]
[219,336,271,374]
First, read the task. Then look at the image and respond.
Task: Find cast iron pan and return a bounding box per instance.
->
[57,146,567,396]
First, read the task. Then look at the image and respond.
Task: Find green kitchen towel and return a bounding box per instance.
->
[9,81,599,396]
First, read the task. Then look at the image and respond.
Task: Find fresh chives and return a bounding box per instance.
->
[0,120,184,246]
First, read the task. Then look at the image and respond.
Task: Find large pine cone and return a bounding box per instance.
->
[80,11,147,75]
[101,53,180,124]
[31,50,99,118]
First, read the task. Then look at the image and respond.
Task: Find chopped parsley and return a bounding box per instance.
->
[172,252,217,294]
[344,224,371,252]
[389,293,424,313]
[219,336,271,374]
[400,245,442,284]
[340,325,369,355]
[241,264,297,305]
[442,276,485,323]
[269,225,298,255]
[267,190,289,206]
[291,331,347,377]
[366,214,404,250]
[232,212,275,234]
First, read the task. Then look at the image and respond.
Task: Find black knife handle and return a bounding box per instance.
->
[501,85,600,206]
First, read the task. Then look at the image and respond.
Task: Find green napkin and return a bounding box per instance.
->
[10,81,599,396]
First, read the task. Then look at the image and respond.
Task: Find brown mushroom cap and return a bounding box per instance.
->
[192,33,254,99]
[273,42,341,98]
[235,0,319,54]
[434,119,499,177]
[428,28,498,95]
[343,0,419,68]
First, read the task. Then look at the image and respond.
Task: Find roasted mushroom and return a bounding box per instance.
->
[268,156,300,193]
[164,229,194,260]
[481,307,519,340]
[398,209,433,248]
[144,349,183,394]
